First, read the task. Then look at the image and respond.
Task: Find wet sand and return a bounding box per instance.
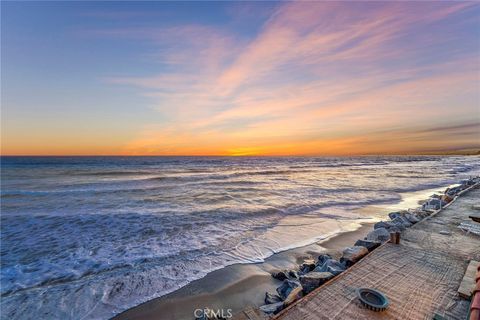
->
[113,186,450,320]
[114,224,374,320]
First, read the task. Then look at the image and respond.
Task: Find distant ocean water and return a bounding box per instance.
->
[1,156,479,319]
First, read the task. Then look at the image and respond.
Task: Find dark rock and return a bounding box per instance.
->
[313,259,346,275]
[366,228,390,242]
[446,189,458,197]
[299,266,309,275]
[300,259,316,273]
[391,216,411,229]
[373,221,388,229]
[400,215,413,225]
[276,279,300,299]
[287,270,299,279]
[409,209,429,219]
[317,254,332,266]
[441,194,454,203]
[265,292,282,304]
[259,302,284,314]
[388,211,408,220]
[446,186,463,196]
[354,239,380,252]
[283,286,303,305]
[374,221,396,230]
[446,191,456,197]
[299,272,334,294]
[271,270,288,281]
[340,246,368,267]
[422,198,442,211]
[388,212,399,220]
[404,213,420,224]
[462,178,476,186]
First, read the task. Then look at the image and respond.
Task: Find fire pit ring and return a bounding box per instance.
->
[356,288,389,311]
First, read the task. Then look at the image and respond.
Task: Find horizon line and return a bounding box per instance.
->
[1,151,479,158]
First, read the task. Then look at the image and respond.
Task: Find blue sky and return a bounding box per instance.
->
[2,1,479,155]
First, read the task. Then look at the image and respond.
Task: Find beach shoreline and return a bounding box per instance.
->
[113,185,453,320]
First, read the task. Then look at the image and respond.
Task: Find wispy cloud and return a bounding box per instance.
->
[101,1,479,155]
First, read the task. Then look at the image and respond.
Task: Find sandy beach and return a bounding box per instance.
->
[114,224,374,320]
[114,186,451,320]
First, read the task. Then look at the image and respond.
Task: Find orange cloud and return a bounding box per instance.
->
[107,2,479,156]
[4,2,478,156]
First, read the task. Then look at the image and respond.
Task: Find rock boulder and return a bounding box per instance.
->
[313,259,345,275]
[374,221,401,232]
[391,216,411,229]
[354,239,380,252]
[300,259,316,273]
[340,246,368,267]
[271,270,288,281]
[404,213,420,224]
[422,198,443,211]
[441,194,453,203]
[283,286,303,306]
[388,211,408,220]
[317,254,332,266]
[299,272,334,294]
[366,227,390,242]
[265,292,282,304]
[276,279,300,299]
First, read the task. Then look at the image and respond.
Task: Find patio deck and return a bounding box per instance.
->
[276,186,480,320]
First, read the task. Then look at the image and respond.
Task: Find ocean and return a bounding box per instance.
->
[1,156,479,319]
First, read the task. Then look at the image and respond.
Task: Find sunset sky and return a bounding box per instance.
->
[2,1,479,156]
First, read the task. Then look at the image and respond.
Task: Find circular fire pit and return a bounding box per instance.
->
[356,288,389,311]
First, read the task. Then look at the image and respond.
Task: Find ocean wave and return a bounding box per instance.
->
[1,155,479,319]
[72,171,155,177]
